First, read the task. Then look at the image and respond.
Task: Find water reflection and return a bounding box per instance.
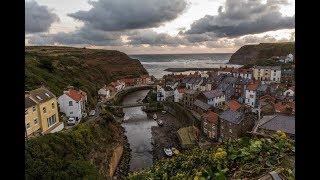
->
[121,90,157,171]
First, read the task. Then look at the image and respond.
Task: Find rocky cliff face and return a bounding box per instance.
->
[25,46,148,107]
[229,42,295,65]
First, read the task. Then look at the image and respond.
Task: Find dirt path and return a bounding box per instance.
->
[150,111,192,161]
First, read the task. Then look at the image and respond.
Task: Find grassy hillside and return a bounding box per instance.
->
[229,42,295,65]
[25,46,148,108]
[25,111,124,179]
[129,132,294,179]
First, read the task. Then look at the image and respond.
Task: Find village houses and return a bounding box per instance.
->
[253,114,295,139]
[58,86,87,121]
[201,111,219,140]
[253,66,281,83]
[245,81,260,108]
[197,89,225,108]
[25,87,64,138]
[98,85,111,101]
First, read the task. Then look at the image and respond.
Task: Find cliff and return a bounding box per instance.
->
[25,46,148,107]
[229,42,295,65]
[25,111,127,179]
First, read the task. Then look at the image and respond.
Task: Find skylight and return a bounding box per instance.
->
[36,95,42,100]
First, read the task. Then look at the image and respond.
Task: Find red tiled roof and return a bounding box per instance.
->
[203,111,219,124]
[228,100,242,111]
[66,89,87,101]
[178,88,185,94]
[247,82,259,91]
[274,102,287,113]
[259,94,276,102]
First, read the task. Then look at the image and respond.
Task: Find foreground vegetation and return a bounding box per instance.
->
[129,132,294,179]
[25,110,125,179]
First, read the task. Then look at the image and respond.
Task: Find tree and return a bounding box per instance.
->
[39,58,54,72]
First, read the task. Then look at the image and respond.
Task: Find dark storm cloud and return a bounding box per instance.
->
[68,0,187,31]
[186,0,295,38]
[25,0,60,33]
[128,30,188,46]
[28,25,123,46]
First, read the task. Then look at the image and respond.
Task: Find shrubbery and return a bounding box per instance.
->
[25,115,121,179]
[128,132,294,179]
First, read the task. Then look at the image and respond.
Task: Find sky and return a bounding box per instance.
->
[25,0,295,54]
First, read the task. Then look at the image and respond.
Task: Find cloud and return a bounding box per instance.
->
[25,0,60,33]
[68,0,187,31]
[27,25,123,46]
[127,30,188,46]
[186,0,294,38]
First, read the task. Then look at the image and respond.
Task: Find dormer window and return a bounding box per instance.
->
[43,107,46,113]
[45,93,50,97]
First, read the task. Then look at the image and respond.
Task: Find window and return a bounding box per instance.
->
[32,106,36,112]
[70,111,73,114]
[229,128,232,133]
[273,78,276,81]
[251,102,254,106]
[25,109,28,115]
[52,102,55,109]
[47,115,57,127]
[274,70,276,72]
[26,123,30,129]
[43,107,46,113]
[69,101,73,106]
[36,95,42,100]
[34,119,38,125]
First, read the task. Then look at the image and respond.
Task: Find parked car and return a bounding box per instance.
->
[67,117,76,125]
[89,110,96,116]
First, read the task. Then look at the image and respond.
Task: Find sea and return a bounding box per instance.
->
[129,53,240,79]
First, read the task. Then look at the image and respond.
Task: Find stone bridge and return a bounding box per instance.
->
[109,102,149,109]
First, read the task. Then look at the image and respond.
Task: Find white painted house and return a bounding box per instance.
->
[173,88,185,102]
[245,82,259,108]
[186,77,203,90]
[156,85,174,102]
[58,87,87,120]
[253,66,281,83]
[198,89,226,107]
[98,85,111,100]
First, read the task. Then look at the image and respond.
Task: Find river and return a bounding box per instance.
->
[121,89,157,171]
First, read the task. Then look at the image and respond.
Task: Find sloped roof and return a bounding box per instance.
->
[259,115,295,135]
[27,87,56,104]
[202,89,224,99]
[66,89,87,101]
[202,111,218,124]
[247,83,259,91]
[194,99,211,111]
[25,96,37,109]
[219,109,244,124]
[228,100,242,111]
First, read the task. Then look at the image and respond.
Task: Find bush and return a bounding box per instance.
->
[38,58,54,72]
[128,133,294,179]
